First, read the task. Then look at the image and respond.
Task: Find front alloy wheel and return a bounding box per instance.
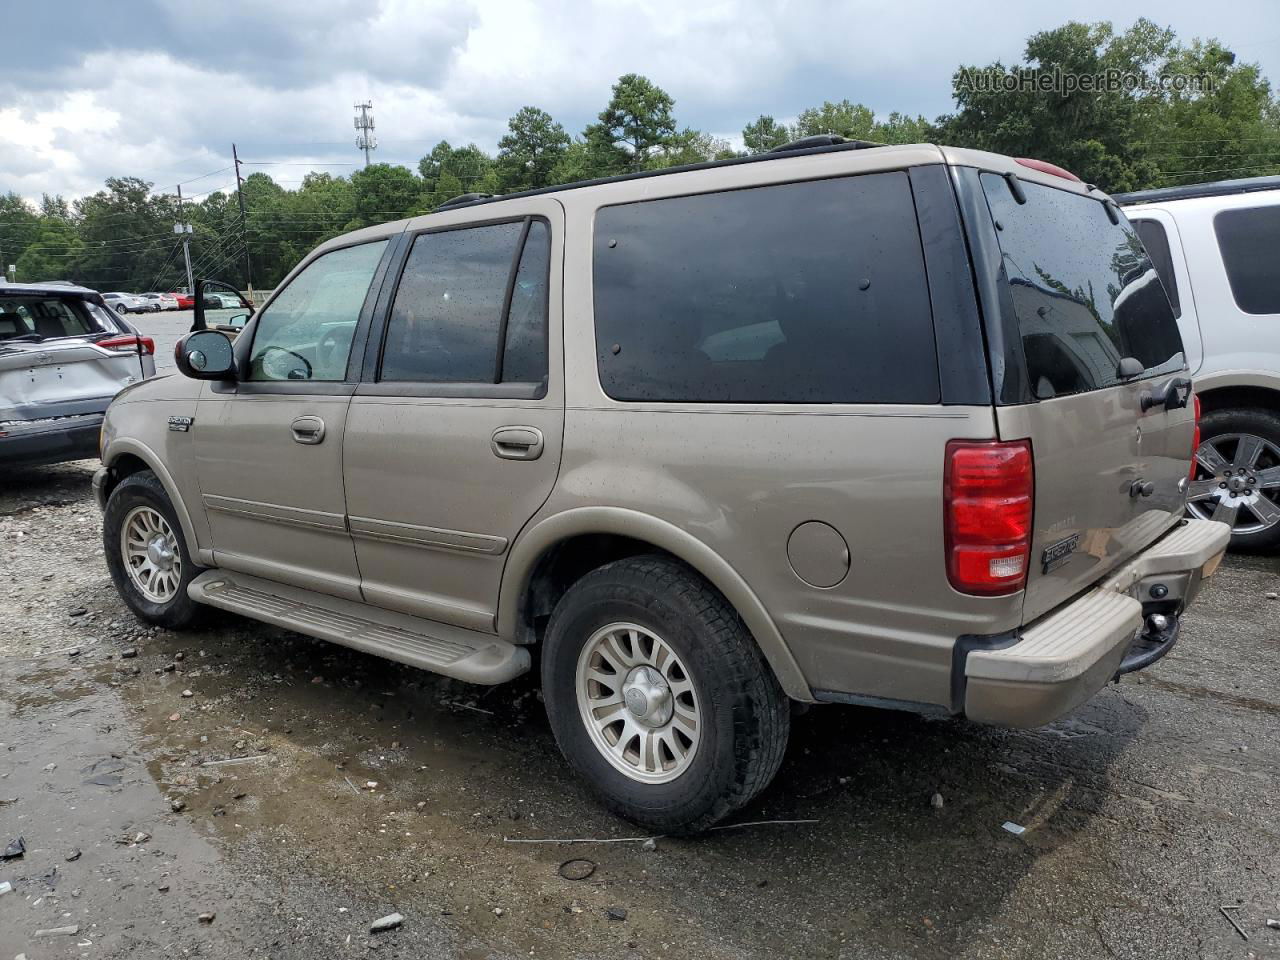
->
[120,505,183,603]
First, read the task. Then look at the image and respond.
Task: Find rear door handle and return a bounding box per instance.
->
[290,416,326,445]
[491,425,544,461]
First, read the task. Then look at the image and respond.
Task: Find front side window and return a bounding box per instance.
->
[1214,206,1280,315]
[981,175,1184,400]
[379,219,550,385]
[592,172,938,404]
[248,240,388,382]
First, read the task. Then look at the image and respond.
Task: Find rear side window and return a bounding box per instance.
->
[0,297,100,340]
[1214,206,1280,315]
[593,172,938,404]
[1130,219,1181,318]
[981,175,1184,400]
[380,219,550,385]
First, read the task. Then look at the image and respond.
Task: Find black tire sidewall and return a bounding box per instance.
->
[103,472,203,628]
[542,564,753,830]
[1198,407,1280,552]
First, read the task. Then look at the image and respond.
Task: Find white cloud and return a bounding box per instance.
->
[1,0,1277,202]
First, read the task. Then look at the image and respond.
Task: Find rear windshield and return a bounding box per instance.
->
[0,296,110,342]
[981,174,1184,400]
[593,172,938,404]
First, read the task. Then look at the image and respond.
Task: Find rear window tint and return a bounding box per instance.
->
[1214,206,1280,315]
[1130,218,1181,318]
[981,175,1184,400]
[593,172,939,404]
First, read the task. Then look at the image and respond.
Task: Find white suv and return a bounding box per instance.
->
[1118,176,1280,551]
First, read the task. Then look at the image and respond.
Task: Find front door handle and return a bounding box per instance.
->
[290,416,326,445]
[491,425,544,461]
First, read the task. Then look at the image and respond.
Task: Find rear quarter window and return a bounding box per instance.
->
[981,174,1185,400]
[1214,206,1280,315]
[592,172,939,404]
[1130,218,1181,318]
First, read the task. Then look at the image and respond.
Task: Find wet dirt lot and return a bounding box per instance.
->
[2,461,1279,960]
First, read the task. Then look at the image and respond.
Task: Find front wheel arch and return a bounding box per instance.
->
[102,440,203,562]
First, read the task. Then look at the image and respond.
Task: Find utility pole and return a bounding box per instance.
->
[231,143,255,302]
[175,184,194,295]
[354,101,377,167]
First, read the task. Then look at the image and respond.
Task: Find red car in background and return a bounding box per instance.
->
[170,292,194,309]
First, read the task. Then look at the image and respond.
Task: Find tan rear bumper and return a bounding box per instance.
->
[964,518,1230,727]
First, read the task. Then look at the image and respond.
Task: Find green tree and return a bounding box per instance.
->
[935,19,1184,191]
[742,115,792,153]
[497,106,571,191]
[793,100,877,140]
[585,73,678,172]
[349,163,426,227]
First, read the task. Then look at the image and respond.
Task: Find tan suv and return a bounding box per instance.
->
[95,139,1230,832]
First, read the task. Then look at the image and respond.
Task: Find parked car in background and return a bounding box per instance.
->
[1117,176,1280,551]
[170,292,195,310]
[1,282,157,467]
[96,139,1228,832]
[102,292,154,315]
[142,292,180,311]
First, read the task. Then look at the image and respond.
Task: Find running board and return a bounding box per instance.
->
[187,570,529,685]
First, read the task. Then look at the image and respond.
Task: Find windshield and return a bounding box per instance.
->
[981,173,1185,399]
[0,295,110,342]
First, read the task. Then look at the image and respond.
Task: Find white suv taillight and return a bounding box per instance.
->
[944,439,1034,596]
[99,334,155,356]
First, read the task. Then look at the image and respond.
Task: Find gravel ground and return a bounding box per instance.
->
[2,459,1279,959]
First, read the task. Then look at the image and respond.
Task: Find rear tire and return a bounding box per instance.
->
[103,470,205,628]
[541,555,789,834]
[1190,407,1280,553]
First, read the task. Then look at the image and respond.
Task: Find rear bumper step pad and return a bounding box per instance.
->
[964,518,1229,727]
[188,570,529,685]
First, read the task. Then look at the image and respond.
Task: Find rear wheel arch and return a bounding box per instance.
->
[499,508,813,702]
[1197,383,1280,417]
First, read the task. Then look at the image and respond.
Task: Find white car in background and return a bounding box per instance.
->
[1118,175,1280,551]
[141,292,180,311]
[102,291,155,315]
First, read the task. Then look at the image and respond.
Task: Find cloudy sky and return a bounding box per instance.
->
[3,0,1278,202]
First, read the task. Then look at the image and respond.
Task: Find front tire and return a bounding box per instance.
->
[541,555,789,833]
[1188,407,1280,553]
[103,470,205,628]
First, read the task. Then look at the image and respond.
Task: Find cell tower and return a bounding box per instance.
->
[354,101,377,167]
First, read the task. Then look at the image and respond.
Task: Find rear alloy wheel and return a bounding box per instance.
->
[542,555,789,834]
[1187,408,1280,552]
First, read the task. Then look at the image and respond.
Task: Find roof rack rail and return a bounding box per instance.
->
[436,192,496,211]
[768,135,883,154]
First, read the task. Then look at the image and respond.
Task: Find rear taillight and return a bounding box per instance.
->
[99,334,155,356]
[944,440,1034,596]
[1189,394,1201,480]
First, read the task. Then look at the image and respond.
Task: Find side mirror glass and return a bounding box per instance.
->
[192,279,254,333]
[175,330,237,380]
